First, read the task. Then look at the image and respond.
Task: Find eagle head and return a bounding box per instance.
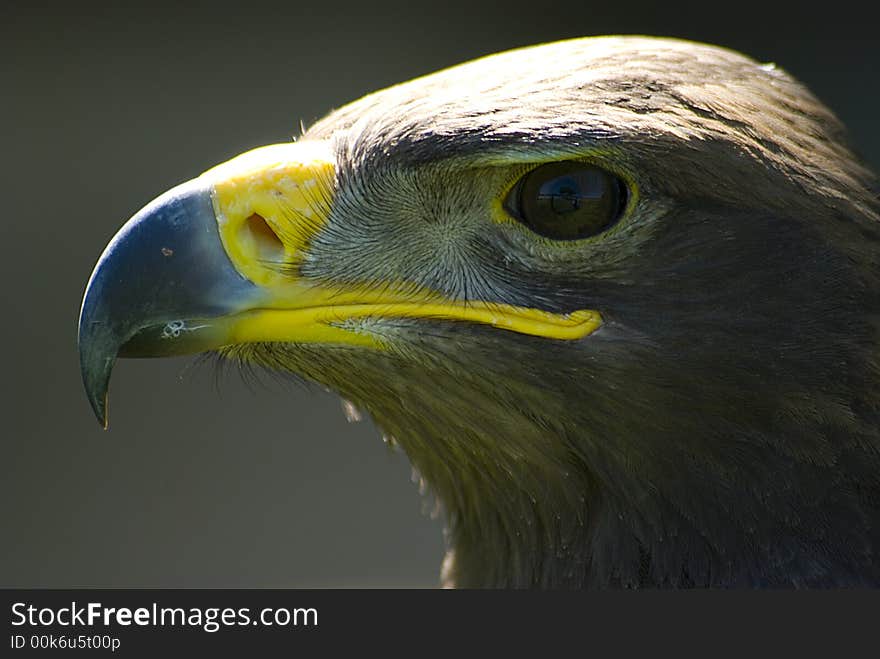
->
[79,37,880,587]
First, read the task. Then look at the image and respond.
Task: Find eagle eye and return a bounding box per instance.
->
[505,161,627,240]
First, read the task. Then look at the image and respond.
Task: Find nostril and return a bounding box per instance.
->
[241,213,284,263]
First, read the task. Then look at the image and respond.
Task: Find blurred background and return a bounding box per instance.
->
[2,0,877,587]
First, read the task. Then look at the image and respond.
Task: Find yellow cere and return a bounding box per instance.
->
[200,140,336,288]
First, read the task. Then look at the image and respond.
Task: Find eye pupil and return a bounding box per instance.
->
[549,193,579,213]
[541,176,583,214]
[507,162,626,240]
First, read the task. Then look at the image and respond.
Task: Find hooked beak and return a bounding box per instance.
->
[77,178,262,428]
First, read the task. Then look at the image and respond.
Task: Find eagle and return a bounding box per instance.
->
[78,36,880,587]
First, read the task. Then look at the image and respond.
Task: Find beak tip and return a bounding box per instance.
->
[82,365,111,430]
[96,395,109,431]
[79,310,115,430]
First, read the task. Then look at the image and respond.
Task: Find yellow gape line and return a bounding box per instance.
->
[226,304,603,347]
[200,139,604,346]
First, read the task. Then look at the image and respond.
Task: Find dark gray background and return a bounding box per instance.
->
[2,0,877,587]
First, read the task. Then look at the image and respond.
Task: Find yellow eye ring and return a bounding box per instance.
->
[504,161,627,240]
